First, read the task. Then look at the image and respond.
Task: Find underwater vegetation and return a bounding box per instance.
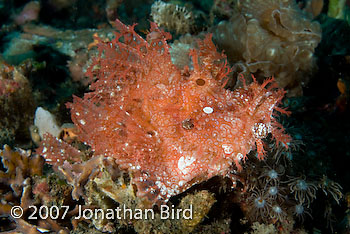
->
[1,0,350,233]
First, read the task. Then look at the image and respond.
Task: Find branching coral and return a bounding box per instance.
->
[36,19,291,206]
[58,155,104,200]
[0,145,44,190]
[0,145,57,232]
[40,151,220,233]
[212,0,322,96]
[0,145,99,233]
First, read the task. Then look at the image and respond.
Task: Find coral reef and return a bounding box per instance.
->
[0,145,91,233]
[80,157,219,233]
[0,145,46,232]
[0,59,35,145]
[2,23,115,85]
[211,0,322,96]
[0,145,43,197]
[1,0,349,233]
[0,146,224,233]
[13,1,41,26]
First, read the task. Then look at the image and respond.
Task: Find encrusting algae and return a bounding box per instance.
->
[37,19,291,206]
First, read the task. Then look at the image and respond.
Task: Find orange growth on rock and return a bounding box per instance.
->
[42,20,290,205]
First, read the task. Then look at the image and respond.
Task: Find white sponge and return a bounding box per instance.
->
[34,107,61,138]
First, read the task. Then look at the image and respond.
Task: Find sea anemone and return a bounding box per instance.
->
[287,175,317,207]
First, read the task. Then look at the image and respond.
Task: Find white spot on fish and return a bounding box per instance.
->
[222,144,233,154]
[203,107,213,114]
[42,147,47,154]
[178,156,195,174]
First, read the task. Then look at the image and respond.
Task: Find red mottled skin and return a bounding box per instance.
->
[65,20,291,204]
